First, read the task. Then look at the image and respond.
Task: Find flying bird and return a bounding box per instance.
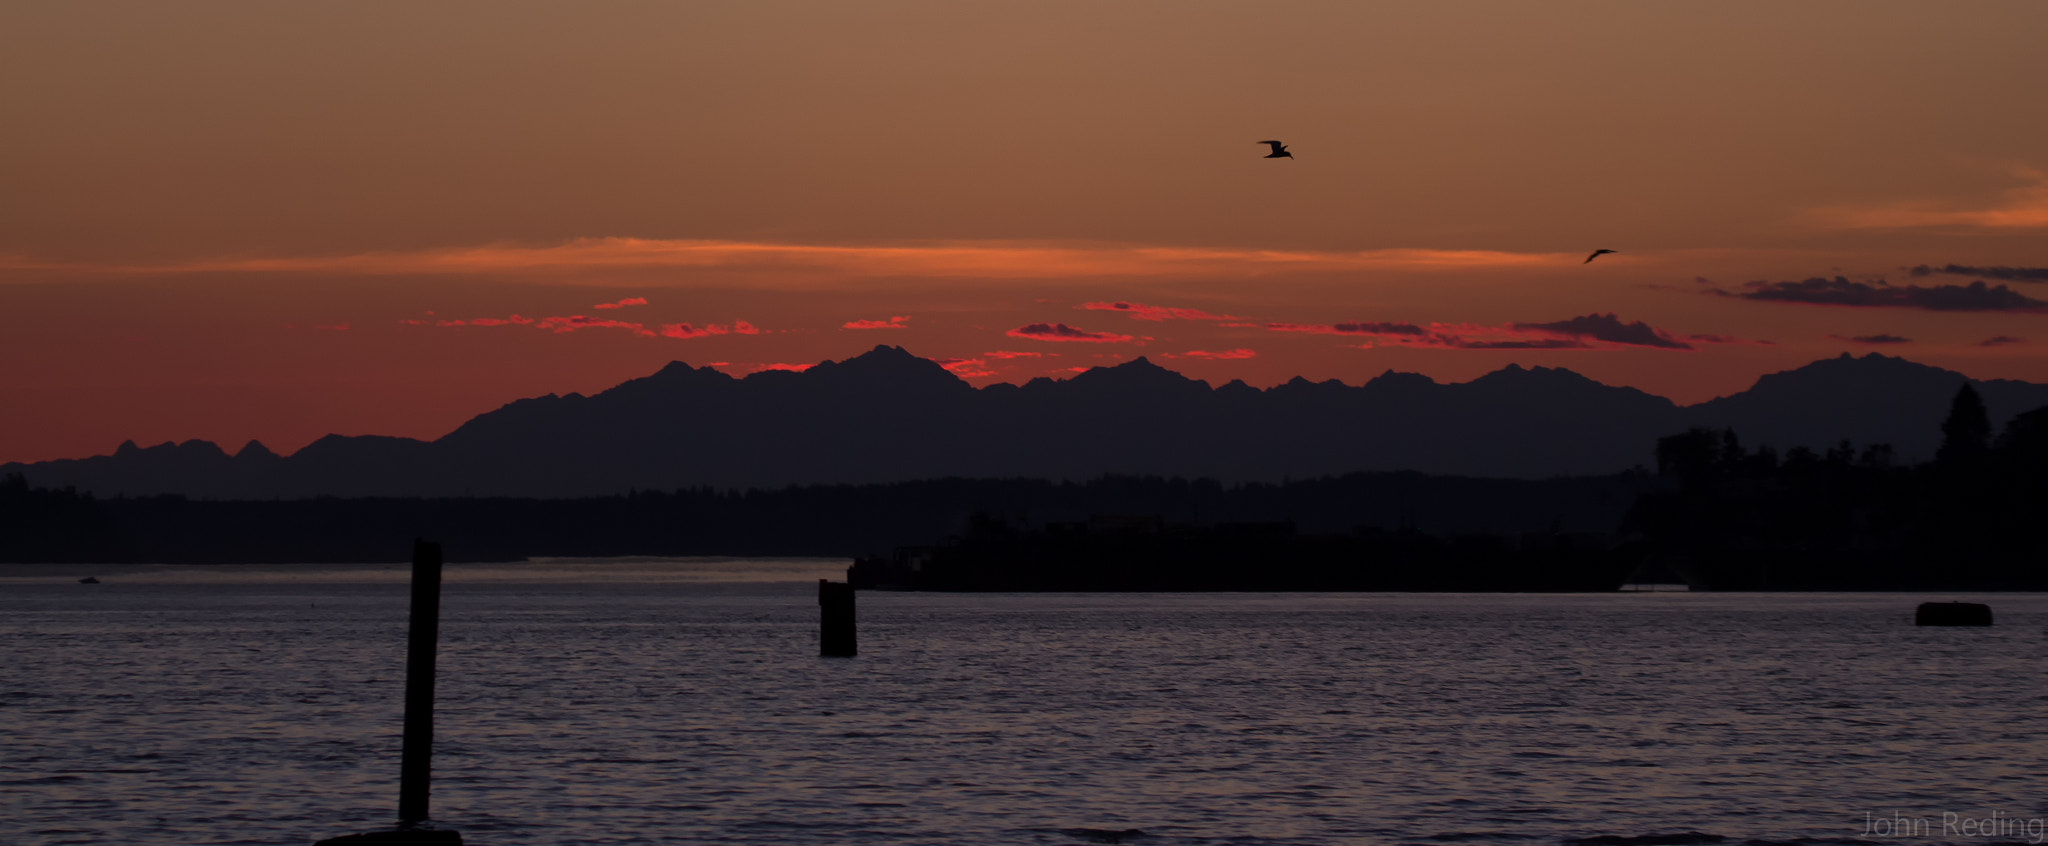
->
[1584,249,1617,264]
[1259,140,1293,159]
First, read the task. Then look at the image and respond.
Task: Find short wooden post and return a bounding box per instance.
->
[819,579,857,657]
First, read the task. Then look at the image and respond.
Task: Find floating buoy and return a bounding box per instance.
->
[1915,601,1992,626]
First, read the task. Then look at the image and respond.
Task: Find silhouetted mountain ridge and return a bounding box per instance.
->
[10,347,2047,498]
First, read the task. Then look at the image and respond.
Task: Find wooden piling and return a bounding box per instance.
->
[315,541,462,846]
[398,539,444,826]
[819,579,857,657]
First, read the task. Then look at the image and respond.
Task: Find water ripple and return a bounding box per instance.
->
[3,569,2044,845]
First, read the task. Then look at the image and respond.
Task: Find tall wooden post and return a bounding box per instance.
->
[819,579,857,657]
[398,539,444,827]
[315,541,462,845]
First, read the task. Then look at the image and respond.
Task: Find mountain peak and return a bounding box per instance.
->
[1751,351,1960,392]
[857,344,918,361]
[1070,355,1206,388]
[597,359,736,399]
[234,440,279,460]
[794,346,972,395]
[177,439,228,459]
[1365,369,1438,390]
[821,345,951,374]
[1471,363,1594,386]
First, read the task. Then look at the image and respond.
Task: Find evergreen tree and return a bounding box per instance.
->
[1937,383,1990,464]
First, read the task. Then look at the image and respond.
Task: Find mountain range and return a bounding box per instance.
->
[10,347,2047,499]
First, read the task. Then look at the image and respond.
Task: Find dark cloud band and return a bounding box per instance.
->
[1726,276,2048,312]
[1909,264,2048,282]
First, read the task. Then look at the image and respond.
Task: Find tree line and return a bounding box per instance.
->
[1625,384,2048,589]
[6,384,2042,590]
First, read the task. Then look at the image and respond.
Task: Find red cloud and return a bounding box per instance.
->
[426,313,663,336]
[749,362,813,373]
[593,297,648,310]
[935,357,998,378]
[1687,333,1773,346]
[1511,314,1690,350]
[1177,348,1258,360]
[659,321,760,339]
[1268,314,1701,351]
[418,311,762,341]
[844,315,911,330]
[438,315,534,327]
[1079,301,1237,322]
[982,350,1048,359]
[535,315,656,335]
[1006,322,1135,343]
[1266,321,1368,334]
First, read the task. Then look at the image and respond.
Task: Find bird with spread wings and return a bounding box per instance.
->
[1259,140,1293,159]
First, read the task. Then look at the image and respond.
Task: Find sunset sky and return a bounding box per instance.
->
[6,1,2048,463]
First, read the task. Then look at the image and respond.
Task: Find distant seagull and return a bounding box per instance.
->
[1259,140,1293,160]
[1584,249,1617,264]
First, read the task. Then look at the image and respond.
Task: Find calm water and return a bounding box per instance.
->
[3,560,2045,846]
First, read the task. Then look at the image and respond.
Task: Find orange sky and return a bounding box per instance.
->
[5,1,2048,463]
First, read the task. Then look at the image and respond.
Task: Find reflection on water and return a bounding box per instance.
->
[2,560,2045,846]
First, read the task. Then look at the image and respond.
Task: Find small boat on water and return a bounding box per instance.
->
[78,576,100,584]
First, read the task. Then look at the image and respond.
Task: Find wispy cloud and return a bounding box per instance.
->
[1809,168,2048,231]
[1686,333,1772,346]
[535,315,655,334]
[1006,323,1136,343]
[741,362,813,374]
[1173,348,1258,360]
[1980,335,2026,347]
[1078,301,1239,322]
[2,238,1578,282]
[935,357,998,378]
[1831,333,1912,345]
[1266,313,1698,350]
[1512,314,1691,350]
[843,315,911,330]
[593,297,648,309]
[427,313,657,337]
[982,350,1049,359]
[424,315,528,327]
[1718,276,2048,312]
[659,321,760,339]
[428,313,764,339]
[1266,321,1434,337]
[1910,264,2048,282]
